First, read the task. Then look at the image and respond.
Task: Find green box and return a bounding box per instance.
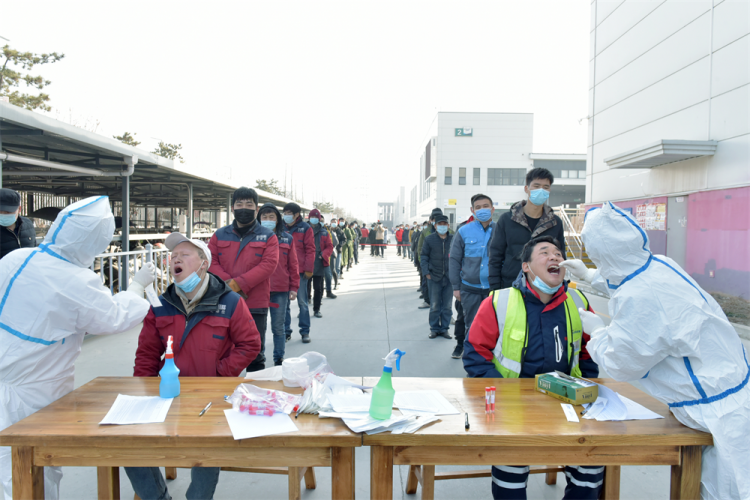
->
[535,373,598,406]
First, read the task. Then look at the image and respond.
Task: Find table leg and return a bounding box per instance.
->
[303,466,317,489]
[405,465,420,494]
[12,446,44,500]
[370,446,393,500]
[288,467,302,500]
[670,446,701,500]
[97,467,120,500]
[602,465,620,500]
[332,447,355,500]
[421,465,435,500]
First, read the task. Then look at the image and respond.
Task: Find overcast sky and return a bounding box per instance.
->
[3,1,589,221]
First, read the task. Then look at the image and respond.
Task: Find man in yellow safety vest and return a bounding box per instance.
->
[463,235,604,500]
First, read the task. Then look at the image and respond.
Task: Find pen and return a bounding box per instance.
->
[199,402,212,416]
[465,413,470,430]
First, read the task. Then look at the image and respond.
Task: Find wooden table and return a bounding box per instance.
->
[0,377,361,500]
[363,378,712,500]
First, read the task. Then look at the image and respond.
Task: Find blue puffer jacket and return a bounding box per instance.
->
[463,270,599,379]
[449,220,495,293]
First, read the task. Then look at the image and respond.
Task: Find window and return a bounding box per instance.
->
[459,168,466,185]
[560,170,569,178]
[473,168,480,185]
[488,168,526,186]
[578,170,586,179]
[445,167,452,185]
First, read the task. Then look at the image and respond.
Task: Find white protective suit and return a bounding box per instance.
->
[582,202,749,500]
[0,196,150,500]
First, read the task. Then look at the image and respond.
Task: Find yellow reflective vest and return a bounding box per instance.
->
[489,287,589,378]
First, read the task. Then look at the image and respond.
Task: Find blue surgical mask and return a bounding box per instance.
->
[339,222,345,227]
[283,214,294,224]
[0,213,17,227]
[261,220,276,230]
[529,270,562,294]
[529,188,550,206]
[310,217,319,225]
[174,261,205,293]
[436,225,449,235]
[475,208,492,222]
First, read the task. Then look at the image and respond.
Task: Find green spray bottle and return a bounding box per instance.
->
[369,348,406,420]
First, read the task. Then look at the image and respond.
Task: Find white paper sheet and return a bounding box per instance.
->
[318,411,372,419]
[99,394,173,425]
[323,374,373,390]
[327,393,372,412]
[393,390,459,415]
[582,386,664,421]
[619,395,664,420]
[342,414,411,433]
[244,366,283,381]
[223,410,299,440]
[561,403,580,423]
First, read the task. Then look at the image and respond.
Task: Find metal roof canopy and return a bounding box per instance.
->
[0,102,312,210]
[604,139,718,169]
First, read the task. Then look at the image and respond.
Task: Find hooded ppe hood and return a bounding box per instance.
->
[581,202,651,288]
[41,196,115,268]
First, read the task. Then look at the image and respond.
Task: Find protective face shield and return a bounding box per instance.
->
[42,196,115,268]
[581,203,651,288]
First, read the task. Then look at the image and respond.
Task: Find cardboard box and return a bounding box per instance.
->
[535,373,598,405]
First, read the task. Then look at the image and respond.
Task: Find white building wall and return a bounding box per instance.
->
[587,0,750,203]
[434,112,533,223]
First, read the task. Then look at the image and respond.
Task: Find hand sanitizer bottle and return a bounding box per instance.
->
[159,335,180,398]
[369,348,405,420]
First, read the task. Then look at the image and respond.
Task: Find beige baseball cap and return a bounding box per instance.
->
[165,233,212,267]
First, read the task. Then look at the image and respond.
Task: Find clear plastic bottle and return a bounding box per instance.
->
[369,349,405,420]
[159,335,180,398]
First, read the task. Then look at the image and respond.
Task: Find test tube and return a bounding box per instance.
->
[485,387,490,413]
[248,409,274,416]
[490,386,496,413]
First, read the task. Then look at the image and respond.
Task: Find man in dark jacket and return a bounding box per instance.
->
[208,187,278,371]
[130,233,260,500]
[464,235,602,500]
[367,222,377,256]
[420,215,453,339]
[309,209,333,321]
[282,202,315,341]
[488,168,565,290]
[0,188,36,260]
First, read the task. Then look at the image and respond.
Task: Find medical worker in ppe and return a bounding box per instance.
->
[561,202,749,500]
[0,196,153,500]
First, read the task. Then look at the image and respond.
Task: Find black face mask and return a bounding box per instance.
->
[234,208,256,224]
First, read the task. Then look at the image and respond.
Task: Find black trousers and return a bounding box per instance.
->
[353,243,359,264]
[247,312,269,372]
[312,275,324,312]
[454,298,466,346]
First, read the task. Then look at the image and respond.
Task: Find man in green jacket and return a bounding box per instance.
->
[343,220,355,271]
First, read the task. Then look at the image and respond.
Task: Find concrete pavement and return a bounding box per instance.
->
[53,248,718,499]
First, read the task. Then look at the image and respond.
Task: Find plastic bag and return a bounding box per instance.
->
[229,383,302,416]
[282,352,333,388]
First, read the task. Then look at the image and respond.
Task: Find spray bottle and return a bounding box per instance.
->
[369,348,406,420]
[159,335,180,398]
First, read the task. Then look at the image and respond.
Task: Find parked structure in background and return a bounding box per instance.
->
[391,112,587,233]
[586,0,749,299]
[377,201,394,229]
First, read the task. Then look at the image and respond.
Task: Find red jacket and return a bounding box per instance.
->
[208,222,279,311]
[360,227,369,239]
[270,230,300,292]
[396,228,403,242]
[285,217,315,274]
[134,275,260,377]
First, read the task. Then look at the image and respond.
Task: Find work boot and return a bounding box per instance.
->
[326,292,337,299]
[314,311,322,318]
[439,331,453,340]
[302,334,311,343]
[429,332,438,339]
[451,345,464,359]
[418,302,430,309]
